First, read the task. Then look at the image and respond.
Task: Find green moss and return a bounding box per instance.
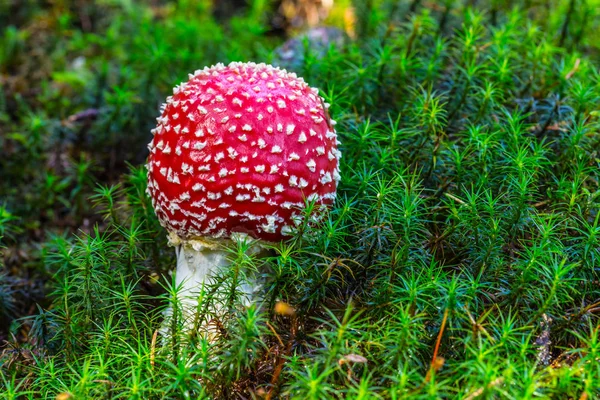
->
[1,1,599,398]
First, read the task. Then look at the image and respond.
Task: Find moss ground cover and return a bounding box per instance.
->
[1,0,599,398]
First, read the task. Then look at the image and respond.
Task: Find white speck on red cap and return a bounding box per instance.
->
[146,61,340,241]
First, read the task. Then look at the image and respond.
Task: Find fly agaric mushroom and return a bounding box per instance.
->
[146,62,341,329]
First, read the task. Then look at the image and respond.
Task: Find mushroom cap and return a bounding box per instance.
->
[146,62,341,242]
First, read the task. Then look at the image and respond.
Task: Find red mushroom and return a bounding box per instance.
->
[146,62,341,330]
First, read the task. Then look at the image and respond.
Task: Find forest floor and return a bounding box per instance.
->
[1,1,600,398]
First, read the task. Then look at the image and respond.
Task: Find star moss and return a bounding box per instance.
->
[0,1,599,398]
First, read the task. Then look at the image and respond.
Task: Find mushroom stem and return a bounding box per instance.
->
[174,243,229,325]
[166,233,265,336]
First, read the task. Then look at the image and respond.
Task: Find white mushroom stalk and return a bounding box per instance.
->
[168,232,264,332]
[146,62,341,336]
